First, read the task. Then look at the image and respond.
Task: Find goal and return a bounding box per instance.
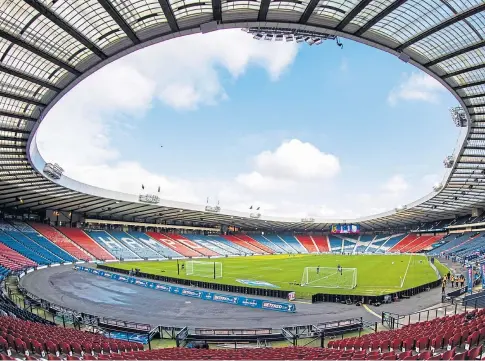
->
[301,267,357,289]
[186,261,222,279]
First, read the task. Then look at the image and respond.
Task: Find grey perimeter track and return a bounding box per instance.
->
[20,265,444,329]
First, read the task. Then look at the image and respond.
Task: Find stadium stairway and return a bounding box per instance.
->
[221,235,265,254]
[294,235,318,253]
[107,231,164,259]
[311,235,330,253]
[328,235,343,253]
[0,228,49,266]
[249,234,286,253]
[234,234,275,254]
[263,235,297,254]
[57,227,115,261]
[205,235,250,255]
[128,231,182,258]
[145,232,201,257]
[28,223,93,261]
[278,235,307,253]
[11,222,76,263]
[86,230,141,260]
[166,234,219,257]
[182,234,230,256]
[389,234,420,253]
[0,241,37,270]
[377,234,407,253]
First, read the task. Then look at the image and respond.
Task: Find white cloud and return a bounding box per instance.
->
[122,30,298,110]
[253,139,340,181]
[381,174,409,194]
[36,29,440,220]
[387,72,445,106]
[37,29,298,201]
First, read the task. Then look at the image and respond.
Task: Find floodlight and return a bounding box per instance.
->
[253,33,263,40]
[295,36,304,43]
[285,35,294,41]
[264,34,273,41]
[313,38,323,45]
[275,34,283,41]
[305,37,314,45]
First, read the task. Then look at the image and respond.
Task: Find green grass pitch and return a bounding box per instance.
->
[110,254,447,298]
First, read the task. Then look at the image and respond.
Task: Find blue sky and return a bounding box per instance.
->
[37,29,459,219]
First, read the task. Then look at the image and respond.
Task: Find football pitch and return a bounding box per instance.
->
[110,254,446,298]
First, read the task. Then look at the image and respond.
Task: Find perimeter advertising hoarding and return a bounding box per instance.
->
[75,266,296,313]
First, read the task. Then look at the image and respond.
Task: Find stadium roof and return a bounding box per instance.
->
[1,0,485,231]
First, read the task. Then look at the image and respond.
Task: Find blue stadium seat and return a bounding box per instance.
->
[11,221,76,262]
[183,234,232,255]
[263,235,297,254]
[278,235,307,253]
[250,235,285,253]
[128,231,182,258]
[86,230,141,260]
[205,235,248,255]
[0,229,49,265]
[328,235,343,253]
[108,231,164,259]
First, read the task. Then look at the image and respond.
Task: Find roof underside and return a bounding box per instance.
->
[1,0,485,231]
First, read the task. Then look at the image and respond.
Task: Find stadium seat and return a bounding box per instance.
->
[28,223,92,261]
[57,228,115,261]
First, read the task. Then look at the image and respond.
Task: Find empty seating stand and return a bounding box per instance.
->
[57,228,115,261]
[234,234,274,254]
[279,235,307,253]
[0,227,47,266]
[11,222,76,263]
[166,234,219,257]
[0,315,142,359]
[250,234,286,253]
[222,235,265,254]
[107,231,163,259]
[183,234,229,255]
[311,235,330,253]
[295,235,318,253]
[0,242,36,270]
[86,230,140,260]
[129,231,181,258]
[389,234,420,253]
[28,223,91,261]
[145,232,201,257]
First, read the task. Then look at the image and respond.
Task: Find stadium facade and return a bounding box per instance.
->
[0,0,485,231]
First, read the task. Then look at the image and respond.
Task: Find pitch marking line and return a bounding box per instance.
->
[363,304,381,319]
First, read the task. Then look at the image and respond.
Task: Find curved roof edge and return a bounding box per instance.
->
[26,22,470,227]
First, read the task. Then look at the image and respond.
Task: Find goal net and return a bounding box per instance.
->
[186,261,222,279]
[301,267,357,289]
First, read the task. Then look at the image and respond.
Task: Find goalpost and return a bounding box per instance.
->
[301,267,357,289]
[186,261,223,279]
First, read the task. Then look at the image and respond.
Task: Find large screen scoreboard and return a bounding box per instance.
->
[331,224,360,234]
